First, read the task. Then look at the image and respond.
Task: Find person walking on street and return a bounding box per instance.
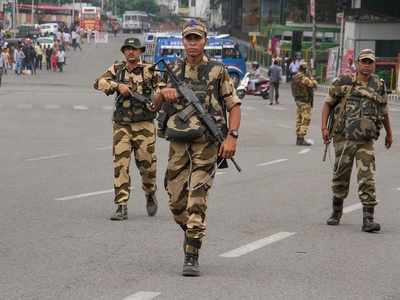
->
[94,38,160,221]
[268,59,282,105]
[291,62,317,146]
[321,49,392,232]
[15,47,25,75]
[153,20,241,277]
[57,48,65,72]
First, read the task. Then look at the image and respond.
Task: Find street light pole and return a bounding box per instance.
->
[31,0,34,24]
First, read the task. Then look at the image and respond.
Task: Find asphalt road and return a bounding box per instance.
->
[1,34,400,300]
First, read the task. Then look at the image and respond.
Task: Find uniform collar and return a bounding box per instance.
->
[185,55,208,66]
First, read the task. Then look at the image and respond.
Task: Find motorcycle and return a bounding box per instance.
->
[236,72,270,100]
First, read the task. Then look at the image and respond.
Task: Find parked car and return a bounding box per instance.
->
[36,36,55,48]
[15,24,40,39]
[39,23,59,36]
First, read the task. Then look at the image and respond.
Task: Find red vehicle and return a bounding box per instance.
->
[80,7,102,31]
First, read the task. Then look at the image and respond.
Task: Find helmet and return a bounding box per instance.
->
[252,61,260,68]
[299,62,308,72]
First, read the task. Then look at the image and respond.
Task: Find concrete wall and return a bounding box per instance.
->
[344,21,400,56]
[156,0,179,15]
[189,0,209,21]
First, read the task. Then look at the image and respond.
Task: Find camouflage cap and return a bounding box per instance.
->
[358,49,375,62]
[182,19,207,38]
[121,38,145,53]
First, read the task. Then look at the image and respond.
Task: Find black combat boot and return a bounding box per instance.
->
[296,136,312,146]
[327,197,344,225]
[145,192,158,217]
[362,206,381,233]
[110,204,128,221]
[182,237,201,277]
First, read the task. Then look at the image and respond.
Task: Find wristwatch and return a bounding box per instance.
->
[229,129,239,139]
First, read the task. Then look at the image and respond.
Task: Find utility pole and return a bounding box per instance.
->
[310,0,316,72]
[31,0,34,24]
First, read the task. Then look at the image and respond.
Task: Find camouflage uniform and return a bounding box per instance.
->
[160,55,241,241]
[325,67,387,231]
[94,60,160,207]
[326,74,387,205]
[291,70,317,144]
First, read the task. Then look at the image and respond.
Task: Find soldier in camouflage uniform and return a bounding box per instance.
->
[94,38,159,220]
[321,49,393,232]
[153,20,241,276]
[291,62,318,146]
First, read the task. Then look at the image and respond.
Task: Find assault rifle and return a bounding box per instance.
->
[153,58,242,172]
[322,108,335,162]
[115,82,155,111]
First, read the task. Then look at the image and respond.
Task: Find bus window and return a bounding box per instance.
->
[205,48,222,58]
[222,48,240,59]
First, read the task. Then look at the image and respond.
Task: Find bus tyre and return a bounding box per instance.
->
[237,90,245,99]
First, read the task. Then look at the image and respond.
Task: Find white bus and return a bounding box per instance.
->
[122,11,150,33]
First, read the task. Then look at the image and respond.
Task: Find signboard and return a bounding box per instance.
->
[326,47,339,82]
[310,0,315,17]
[340,48,355,76]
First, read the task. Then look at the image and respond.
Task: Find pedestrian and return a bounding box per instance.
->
[268,58,282,105]
[34,42,43,71]
[0,49,4,87]
[288,58,300,81]
[321,49,393,232]
[57,48,65,72]
[45,45,52,71]
[291,62,317,146]
[94,38,160,221]
[153,19,241,277]
[51,49,58,72]
[15,47,25,75]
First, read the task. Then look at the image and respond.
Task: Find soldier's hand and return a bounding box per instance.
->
[118,84,131,97]
[219,136,237,159]
[385,133,393,149]
[161,88,179,103]
[322,128,330,144]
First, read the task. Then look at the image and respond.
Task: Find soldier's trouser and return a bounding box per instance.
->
[296,102,312,137]
[332,140,377,207]
[165,140,218,240]
[113,121,157,205]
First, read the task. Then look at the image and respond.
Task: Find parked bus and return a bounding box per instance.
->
[122,11,150,33]
[153,34,246,87]
[80,7,102,32]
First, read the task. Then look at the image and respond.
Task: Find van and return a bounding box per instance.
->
[39,23,59,36]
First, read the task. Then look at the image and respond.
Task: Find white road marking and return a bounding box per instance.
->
[389,108,400,112]
[244,106,256,111]
[397,188,400,191]
[257,158,288,167]
[220,232,296,258]
[44,104,61,110]
[96,146,112,150]
[305,138,314,145]
[101,105,114,110]
[216,171,227,176]
[17,104,33,109]
[277,124,291,129]
[73,105,89,110]
[122,291,161,300]
[55,189,114,201]
[25,153,70,161]
[298,148,311,154]
[267,105,286,111]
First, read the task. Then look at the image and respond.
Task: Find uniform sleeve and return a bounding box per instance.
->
[93,64,119,95]
[219,67,241,111]
[325,85,340,107]
[301,76,317,88]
